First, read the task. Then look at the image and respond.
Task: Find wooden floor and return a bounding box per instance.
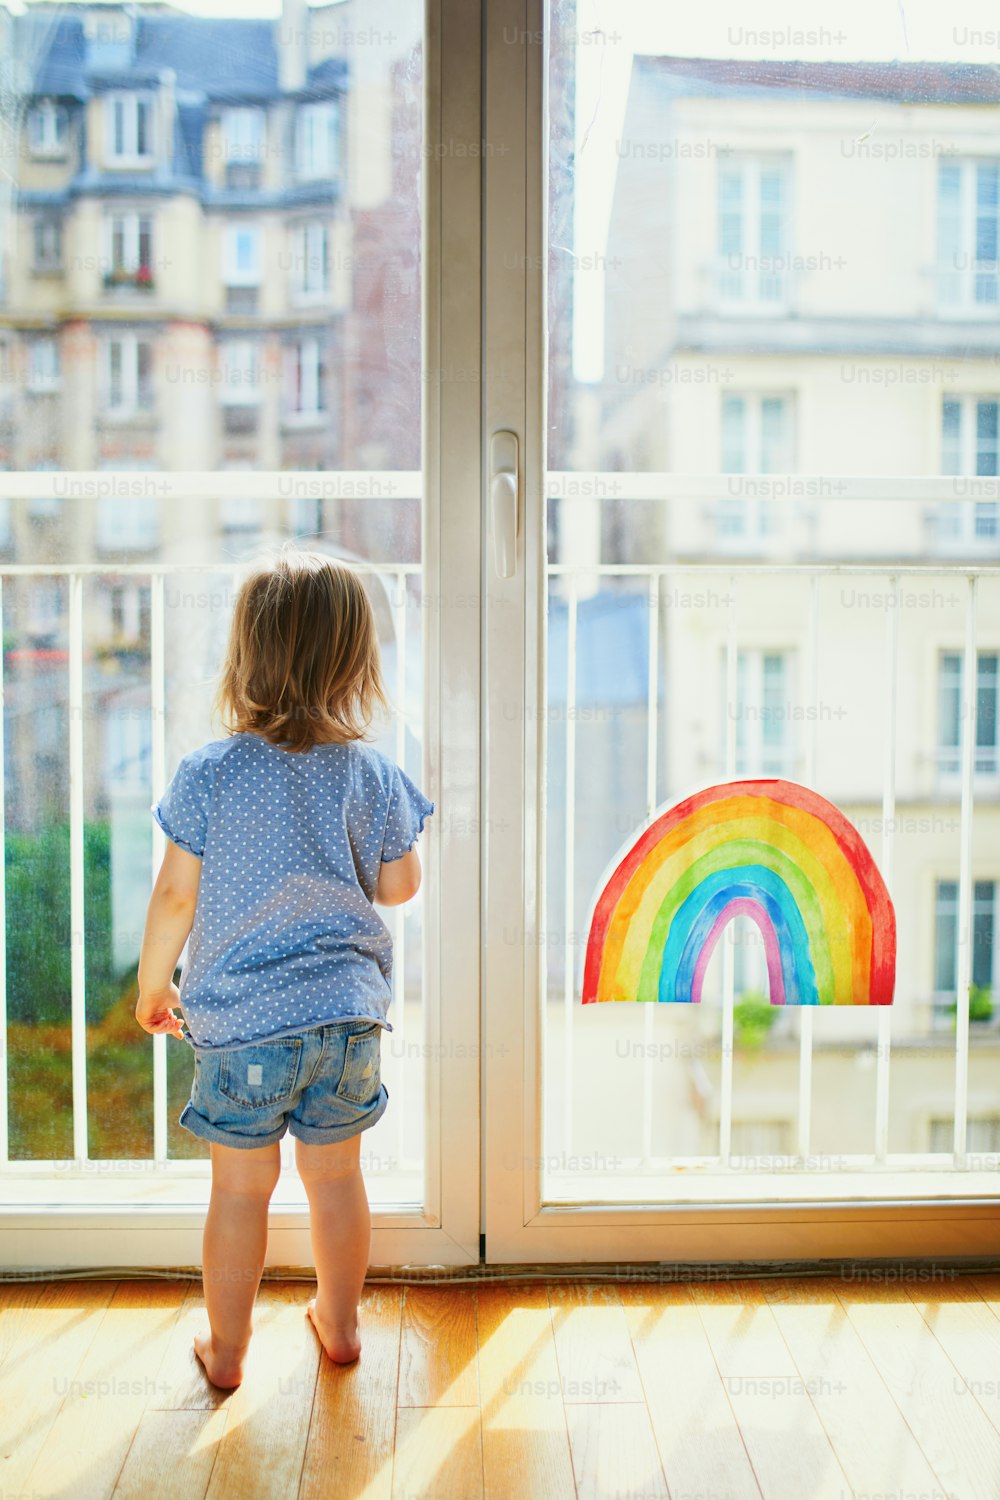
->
[3,1272,1000,1499]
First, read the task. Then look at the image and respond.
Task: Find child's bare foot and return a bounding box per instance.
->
[193,1329,250,1390]
[306,1297,362,1363]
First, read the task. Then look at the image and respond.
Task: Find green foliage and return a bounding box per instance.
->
[733,989,778,1049]
[5,819,125,1025]
[944,984,994,1025]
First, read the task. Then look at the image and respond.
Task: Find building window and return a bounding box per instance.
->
[937,397,999,549]
[715,393,793,540]
[219,340,261,405]
[937,160,1000,313]
[102,335,154,416]
[933,879,996,1019]
[32,216,63,273]
[288,221,329,300]
[284,336,327,419]
[223,224,262,287]
[27,338,60,393]
[104,92,153,164]
[222,108,265,187]
[717,156,791,310]
[938,651,999,780]
[26,100,68,157]
[295,101,339,181]
[726,648,795,776]
[103,211,154,289]
[106,581,151,643]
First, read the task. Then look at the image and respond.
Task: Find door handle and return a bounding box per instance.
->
[490,430,519,578]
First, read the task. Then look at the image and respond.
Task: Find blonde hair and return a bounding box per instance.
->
[215,549,389,752]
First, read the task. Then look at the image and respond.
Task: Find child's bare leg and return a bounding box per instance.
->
[193,1140,281,1389]
[295,1133,370,1363]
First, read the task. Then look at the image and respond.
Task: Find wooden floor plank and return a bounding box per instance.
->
[0,1280,118,1499]
[0,1279,44,1373]
[297,1284,403,1500]
[763,1276,945,1500]
[546,1283,645,1403]
[690,1279,853,1500]
[20,1279,189,1500]
[201,1281,320,1500]
[905,1274,1000,1436]
[150,1281,233,1412]
[391,1406,483,1500]
[397,1285,479,1408]
[564,1401,669,1500]
[111,1407,228,1500]
[620,1280,763,1500]
[837,1276,1000,1500]
[477,1282,577,1500]
[8,1270,1000,1500]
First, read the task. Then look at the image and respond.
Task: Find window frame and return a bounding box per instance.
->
[223,222,263,287]
[101,332,155,417]
[26,98,68,158]
[715,152,794,314]
[936,157,1000,317]
[103,91,155,167]
[294,100,339,182]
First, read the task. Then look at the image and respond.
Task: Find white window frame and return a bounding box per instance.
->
[937,395,1000,552]
[294,100,339,181]
[715,153,793,313]
[728,647,797,777]
[288,220,330,302]
[103,91,154,166]
[102,210,154,279]
[219,339,261,406]
[937,648,999,785]
[26,99,68,158]
[937,158,1000,317]
[283,335,327,421]
[715,392,795,543]
[26,337,60,393]
[101,333,154,416]
[223,223,262,287]
[932,878,998,1026]
[222,107,265,168]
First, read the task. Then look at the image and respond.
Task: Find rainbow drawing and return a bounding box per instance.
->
[582,779,895,1007]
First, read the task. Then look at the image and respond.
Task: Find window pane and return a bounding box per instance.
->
[2,2,426,1202]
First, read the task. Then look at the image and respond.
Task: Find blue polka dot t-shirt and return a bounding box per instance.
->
[151,732,434,1053]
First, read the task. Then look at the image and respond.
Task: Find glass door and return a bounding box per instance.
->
[483,0,1000,1260]
[0,0,481,1270]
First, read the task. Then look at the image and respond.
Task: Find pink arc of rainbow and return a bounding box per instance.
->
[691,897,786,1005]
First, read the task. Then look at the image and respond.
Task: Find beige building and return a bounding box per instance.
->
[553,58,1000,1161]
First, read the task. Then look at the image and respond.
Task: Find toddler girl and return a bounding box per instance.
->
[135,548,433,1389]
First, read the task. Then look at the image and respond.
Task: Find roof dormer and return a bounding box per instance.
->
[83,7,136,74]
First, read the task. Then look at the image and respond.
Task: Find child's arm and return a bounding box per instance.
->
[135,841,203,1039]
[375,847,422,906]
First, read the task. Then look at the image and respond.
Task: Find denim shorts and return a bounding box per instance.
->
[178,1018,389,1151]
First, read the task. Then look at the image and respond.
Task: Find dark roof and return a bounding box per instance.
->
[637,56,1000,105]
[22,9,345,103]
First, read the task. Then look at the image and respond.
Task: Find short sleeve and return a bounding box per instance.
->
[381,764,434,863]
[151,751,215,859]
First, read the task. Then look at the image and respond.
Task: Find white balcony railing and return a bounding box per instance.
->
[1,471,999,1205]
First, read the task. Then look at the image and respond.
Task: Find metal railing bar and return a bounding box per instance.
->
[953,576,978,1166]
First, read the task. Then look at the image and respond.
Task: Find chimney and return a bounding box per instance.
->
[278,0,308,94]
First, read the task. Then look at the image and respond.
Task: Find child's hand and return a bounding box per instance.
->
[135,984,186,1041]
